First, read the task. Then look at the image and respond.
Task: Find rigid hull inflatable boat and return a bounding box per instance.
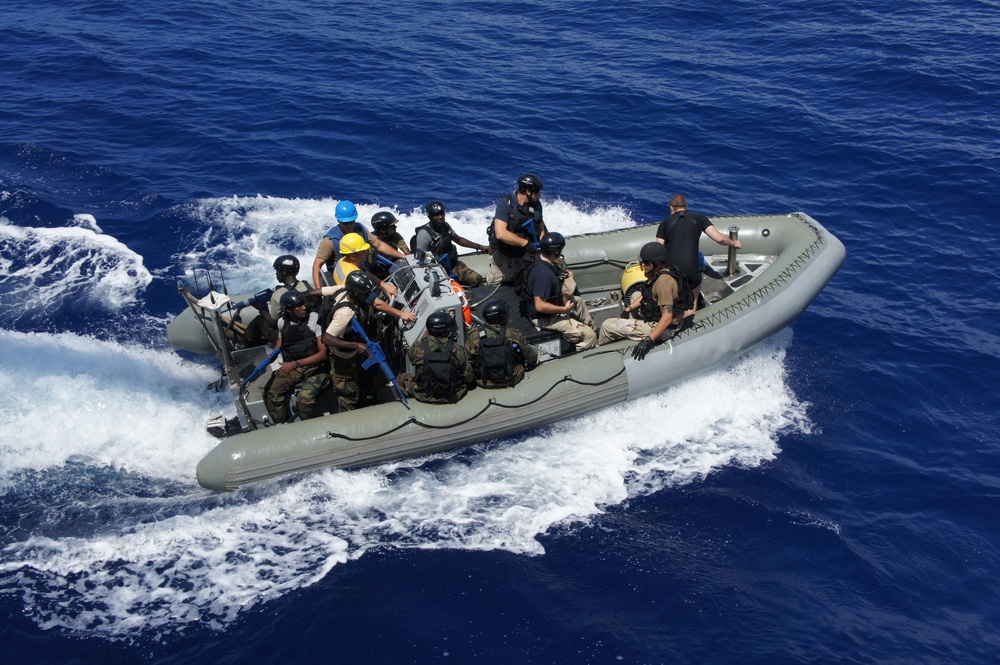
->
[167,213,845,491]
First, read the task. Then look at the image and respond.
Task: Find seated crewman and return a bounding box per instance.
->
[521,232,597,352]
[368,211,410,280]
[465,299,538,389]
[598,242,694,360]
[264,291,330,423]
[243,255,312,347]
[397,311,475,404]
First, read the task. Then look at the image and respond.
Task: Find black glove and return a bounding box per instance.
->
[631,336,654,361]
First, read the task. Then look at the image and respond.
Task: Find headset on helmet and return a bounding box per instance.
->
[639,242,668,264]
[426,311,456,338]
[344,270,375,301]
[371,211,398,234]
[279,289,306,313]
[425,200,446,217]
[517,173,543,194]
[339,232,371,255]
[273,255,300,274]
[539,232,565,255]
[335,200,359,223]
[482,299,510,325]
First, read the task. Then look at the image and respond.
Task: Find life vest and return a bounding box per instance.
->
[637,267,695,324]
[279,315,319,361]
[411,222,458,270]
[475,325,521,386]
[415,337,464,402]
[491,194,541,257]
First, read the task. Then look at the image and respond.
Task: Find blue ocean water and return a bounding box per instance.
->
[2,0,999,662]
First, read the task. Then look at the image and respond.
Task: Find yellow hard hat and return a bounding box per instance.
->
[339,232,371,255]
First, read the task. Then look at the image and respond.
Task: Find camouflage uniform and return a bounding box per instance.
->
[465,324,539,388]
[329,352,360,412]
[321,286,367,412]
[397,334,475,404]
[264,364,330,423]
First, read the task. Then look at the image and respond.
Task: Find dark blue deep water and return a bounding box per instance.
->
[2,1,999,663]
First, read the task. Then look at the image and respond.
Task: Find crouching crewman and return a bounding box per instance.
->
[397,312,475,404]
[465,299,538,388]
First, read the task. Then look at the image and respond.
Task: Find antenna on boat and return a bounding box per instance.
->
[218,267,230,296]
[206,267,217,304]
[192,269,205,298]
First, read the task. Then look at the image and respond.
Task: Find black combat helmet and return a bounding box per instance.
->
[371,211,398,234]
[539,232,565,256]
[482,299,510,325]
[639,242,668,264]
[426,311,456,337]
[344,270,376,301]
[517,173,543,193]
[425,200,446,218]
[279,289,306,313]
[273,254,300,274]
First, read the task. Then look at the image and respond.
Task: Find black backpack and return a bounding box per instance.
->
[476,327,519,385]
[416,338,463,401]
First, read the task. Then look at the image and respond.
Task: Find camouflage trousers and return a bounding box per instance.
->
[533,313,598,351]
[451,261,484,288]
[265,363,330,424]
[330,352,361,412]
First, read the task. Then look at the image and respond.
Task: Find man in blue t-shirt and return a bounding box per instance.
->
[522,232,596,352]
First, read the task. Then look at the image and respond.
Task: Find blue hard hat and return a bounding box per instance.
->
[335,200,358,223]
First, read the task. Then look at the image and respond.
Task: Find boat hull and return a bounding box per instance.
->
[174,213,845,491]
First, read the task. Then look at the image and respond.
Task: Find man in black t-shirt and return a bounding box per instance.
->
[655,194,741,308]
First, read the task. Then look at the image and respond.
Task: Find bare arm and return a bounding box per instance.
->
[705,225,741,249]
[647,306,674,342]
[453,234,489,253]
[372,297,417,323]
[533,295,574,316]
[493,218,530,248]
[311,257,326,289]
[322,331,368,357]
[371,236,406,260]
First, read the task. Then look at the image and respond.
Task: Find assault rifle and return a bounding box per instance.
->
[231,288,274,310]
[240,347,281,389]
[349,318,409,407]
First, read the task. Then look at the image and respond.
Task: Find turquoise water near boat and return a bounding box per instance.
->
[1,0,998,662]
